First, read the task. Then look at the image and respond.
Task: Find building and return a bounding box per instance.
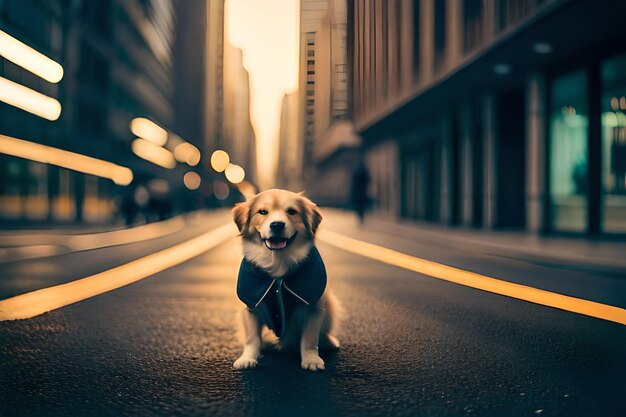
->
[0,0,184,223]
[0,0,255,223]
[222,16,256,184]
[277,91,302,191]
[173,0,207,150]
[277,0,359,203]
[350,0,626,237]
[204,0,225,154]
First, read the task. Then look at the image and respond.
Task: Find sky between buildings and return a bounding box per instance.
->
[226,0,300,189]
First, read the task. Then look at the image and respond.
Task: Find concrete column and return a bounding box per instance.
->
[374,0,384,104]
[387,1,398,98]
[481,0,495,43]
[483,95,498,229]
[440,114,453,224]
[419,0,434,84]
[525,73,547,234]
[400,0,414,92]
[459,103,474,226]
[446,0,462,69]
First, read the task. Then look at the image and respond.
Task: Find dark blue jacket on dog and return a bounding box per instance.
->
[236,246,326,337]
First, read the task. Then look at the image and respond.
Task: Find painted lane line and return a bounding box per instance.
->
[317,230,626,326]
[0,223,237,321]
[0,214,190,264]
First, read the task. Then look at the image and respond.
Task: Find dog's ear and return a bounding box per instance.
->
[300,196,322,237]
[232,199,251,235]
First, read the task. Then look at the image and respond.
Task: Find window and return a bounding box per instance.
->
[463,0,483,52]
[434,0,446,67]
[307,50,315,57]
[601,54,626,232]
[550,70,588,232]
[495,0,548,32]
[335,63,347,83]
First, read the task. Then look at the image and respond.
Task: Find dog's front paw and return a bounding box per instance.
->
[233,356,258,370]
[301,353,325,371]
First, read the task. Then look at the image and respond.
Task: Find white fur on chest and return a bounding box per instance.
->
[242,240,313,278]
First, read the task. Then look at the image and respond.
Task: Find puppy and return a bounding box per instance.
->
[232,189,339,371]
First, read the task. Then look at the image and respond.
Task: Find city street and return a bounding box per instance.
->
[1,210,625,417]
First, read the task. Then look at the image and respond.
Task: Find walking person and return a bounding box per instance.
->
[350,158,370,223]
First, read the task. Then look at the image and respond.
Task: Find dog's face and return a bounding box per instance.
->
[232,189,322,252]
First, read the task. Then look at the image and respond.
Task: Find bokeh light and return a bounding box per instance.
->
[130,118,168,147]
[131,138,176,169]
[174,142,201,166]
[0,133,133,185]
[210,150,230,172]
[0,29,64,83]
[183,171,201,190]
[213,180,230,200]
[0,76,61,121]
[224,163,245,184]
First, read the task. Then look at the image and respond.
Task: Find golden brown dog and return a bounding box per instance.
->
[232,189,339,371]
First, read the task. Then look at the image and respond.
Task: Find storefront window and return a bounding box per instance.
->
[550,70,588,232]
[601,54,626,233]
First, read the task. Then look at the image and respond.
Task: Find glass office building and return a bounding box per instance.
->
[350,0,626,238]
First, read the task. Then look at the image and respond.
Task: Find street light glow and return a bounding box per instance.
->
[0,134,133,185]
[225,163,245,184]
[0,76,62,121]
[183,171,201,190]
[211,150,230,172]
[174,142,201,166]
[131,138,177,169]
[130,117,168,147]
[0,29,64,83]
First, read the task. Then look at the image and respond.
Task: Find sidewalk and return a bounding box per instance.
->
[0,210,217,264]
[322,209,626,275]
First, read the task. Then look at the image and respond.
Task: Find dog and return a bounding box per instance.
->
[232,189,340,371]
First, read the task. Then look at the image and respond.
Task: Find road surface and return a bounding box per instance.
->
[1,210,625,416]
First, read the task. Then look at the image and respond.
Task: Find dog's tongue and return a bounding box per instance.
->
[266,238,287,249]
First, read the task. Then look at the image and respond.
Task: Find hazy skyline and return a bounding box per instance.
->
[226,0,300,189]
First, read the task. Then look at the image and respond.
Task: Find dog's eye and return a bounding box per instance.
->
[286,208,298,215]
[258,209,268,215]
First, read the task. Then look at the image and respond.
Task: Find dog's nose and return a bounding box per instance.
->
[270,221,285,232]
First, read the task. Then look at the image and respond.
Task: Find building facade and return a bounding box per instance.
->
[277,91,302,191]
[0,0,254,223]
[351,0,626,236]
[277,0,359,204]
[0,0,181,223]
[222,12,256,184]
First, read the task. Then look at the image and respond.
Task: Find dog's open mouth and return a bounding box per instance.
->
[263,233,296,250]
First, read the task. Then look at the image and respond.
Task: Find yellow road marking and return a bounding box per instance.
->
[0,223,236,321]
[317,230,626,326]
[0,215,188,264]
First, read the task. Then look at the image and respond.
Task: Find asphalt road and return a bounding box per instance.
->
[1,211,625,416]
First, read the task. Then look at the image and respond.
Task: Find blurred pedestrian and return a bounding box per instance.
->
[147,179,172,221]
[118,184,139,226]
[350,159,370,223]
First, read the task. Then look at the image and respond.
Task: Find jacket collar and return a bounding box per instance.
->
[236,246,327,310]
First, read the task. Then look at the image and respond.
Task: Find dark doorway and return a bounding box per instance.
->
[471,100,483,227]
[496,88,526,229]
[400,144,437,221]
